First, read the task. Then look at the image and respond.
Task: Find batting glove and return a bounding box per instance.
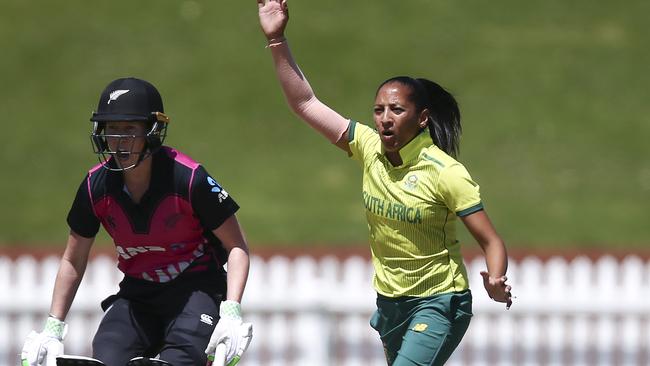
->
[205,301,253,366]
[21,316,68,366]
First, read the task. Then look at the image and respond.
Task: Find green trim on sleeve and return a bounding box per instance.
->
[348,120,357,142]
[457,202,484,217]
[422,152,445,168]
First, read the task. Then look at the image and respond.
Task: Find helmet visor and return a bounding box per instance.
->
[90,120,167,171]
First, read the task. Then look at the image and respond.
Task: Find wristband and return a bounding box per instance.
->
[43,316,68,340]
[266,36,287,48]
[219,300,242,319]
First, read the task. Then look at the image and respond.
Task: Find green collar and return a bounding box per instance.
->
[381,128,432,168]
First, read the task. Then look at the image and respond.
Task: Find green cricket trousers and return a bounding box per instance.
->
[370,290,472,366]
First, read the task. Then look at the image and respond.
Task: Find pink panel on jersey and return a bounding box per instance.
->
[162,147,200,169]
[87,162,109,217]
[94,194,207,282]
[162,147,199,203]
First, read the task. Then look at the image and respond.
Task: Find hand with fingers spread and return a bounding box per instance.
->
[480,271,513,309]
[258,0,289,41]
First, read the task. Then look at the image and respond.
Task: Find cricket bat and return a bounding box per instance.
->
[56,355,105,366]
[127,357,171,366]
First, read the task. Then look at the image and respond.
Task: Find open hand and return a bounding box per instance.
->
[257,0,289,40]
[480,271,513,309]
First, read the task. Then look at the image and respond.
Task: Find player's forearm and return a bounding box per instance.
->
[480,238,508,277]
[268,40,315,112]
[268,41,348,143]
[225,246,250,303]
[49,257,86,320]
[49,232,93,320]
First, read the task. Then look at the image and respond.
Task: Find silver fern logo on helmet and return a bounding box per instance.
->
[108,90,130,104]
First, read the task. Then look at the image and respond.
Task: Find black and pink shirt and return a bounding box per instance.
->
[67,147,239,284]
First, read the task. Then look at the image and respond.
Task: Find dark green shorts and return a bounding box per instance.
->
[370,290,472,366]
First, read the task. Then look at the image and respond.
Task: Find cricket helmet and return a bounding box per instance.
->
[90,77,170,171]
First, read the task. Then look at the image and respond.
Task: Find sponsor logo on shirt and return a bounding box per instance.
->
[412,323,428,332]
[200,314,214,325]
[207,176,229,203]
[116,245,166,260]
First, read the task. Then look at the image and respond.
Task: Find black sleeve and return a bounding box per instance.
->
[191,166,240,231]
[66,175,101,238]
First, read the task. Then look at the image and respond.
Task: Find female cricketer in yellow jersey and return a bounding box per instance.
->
[258,1,513,365]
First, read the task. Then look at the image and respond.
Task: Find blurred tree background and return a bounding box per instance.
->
[0,0,648,250]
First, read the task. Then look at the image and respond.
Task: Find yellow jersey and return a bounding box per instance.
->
[348,121,483,297]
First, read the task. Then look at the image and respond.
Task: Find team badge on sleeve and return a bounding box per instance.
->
[207,176,229,203]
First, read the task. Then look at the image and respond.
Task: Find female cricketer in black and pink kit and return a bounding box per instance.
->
[21,78,252,366]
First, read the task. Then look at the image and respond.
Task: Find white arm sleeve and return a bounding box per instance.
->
[269,41,349,144]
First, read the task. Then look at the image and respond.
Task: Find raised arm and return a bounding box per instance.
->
[258,0,351,152]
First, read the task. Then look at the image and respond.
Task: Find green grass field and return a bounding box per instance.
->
[1,0,648,249]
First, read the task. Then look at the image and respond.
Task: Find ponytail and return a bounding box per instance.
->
[415,78,462,158]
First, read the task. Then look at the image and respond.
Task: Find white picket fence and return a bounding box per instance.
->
[1,254,649,366]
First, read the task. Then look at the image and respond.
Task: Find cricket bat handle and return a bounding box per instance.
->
[207,343,227,366]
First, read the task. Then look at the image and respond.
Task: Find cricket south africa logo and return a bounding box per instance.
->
[404,174,418,189]
[108,89,130,104]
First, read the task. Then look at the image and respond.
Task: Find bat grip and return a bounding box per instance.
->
[207,343,227,366]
